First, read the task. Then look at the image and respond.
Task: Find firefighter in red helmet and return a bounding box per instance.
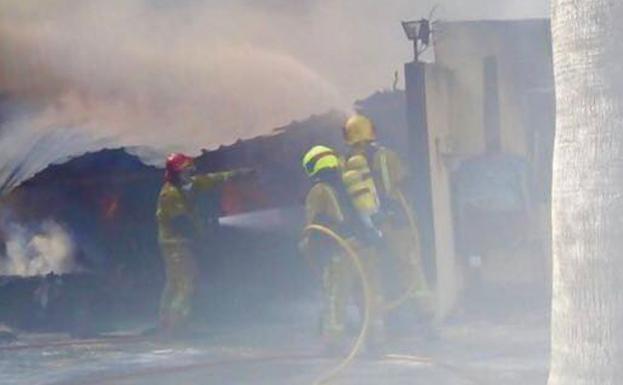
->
[156,153,252,335]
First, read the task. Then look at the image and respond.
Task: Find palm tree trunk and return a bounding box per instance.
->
[549,1,623,384]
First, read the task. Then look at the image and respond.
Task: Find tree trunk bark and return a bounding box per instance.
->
[549,1,623,385]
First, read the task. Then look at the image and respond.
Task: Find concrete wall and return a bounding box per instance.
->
[432,20,553,162]
[424,65,460,320]
[421,20,554,314]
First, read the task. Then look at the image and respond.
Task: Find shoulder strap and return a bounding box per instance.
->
[364,143,391,205]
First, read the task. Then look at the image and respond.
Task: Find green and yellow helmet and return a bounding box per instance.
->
[302,145,340,177]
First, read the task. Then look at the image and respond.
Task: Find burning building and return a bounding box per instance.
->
[0,111,350,330]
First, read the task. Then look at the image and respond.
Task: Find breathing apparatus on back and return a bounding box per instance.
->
[342,154,382,231]
[343,114,402,220]
[302,145,382,246]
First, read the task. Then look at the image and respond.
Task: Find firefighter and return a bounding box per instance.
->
[156,153,251,335]
[342,114,432,319]
[301,145,385,353]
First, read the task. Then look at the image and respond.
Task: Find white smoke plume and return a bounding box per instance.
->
[0,0,346,152]
[0,0,548,189]
[0,220,77,276]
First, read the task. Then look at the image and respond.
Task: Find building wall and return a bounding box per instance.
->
[424,65,460,320]
[422,20,554,308]
[433,20,553,161]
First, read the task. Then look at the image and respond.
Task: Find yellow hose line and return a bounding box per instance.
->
[383,190,427,312]
[302,224,373,385]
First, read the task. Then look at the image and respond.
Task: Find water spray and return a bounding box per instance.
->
[218,208,290,231]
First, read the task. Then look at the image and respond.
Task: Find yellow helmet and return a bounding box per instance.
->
[343,114,376,145]
[302,145,340,177]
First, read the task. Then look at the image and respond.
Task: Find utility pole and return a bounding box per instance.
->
[401,19,436,283]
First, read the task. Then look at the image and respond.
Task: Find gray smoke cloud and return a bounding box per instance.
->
[0,220,77,277]
[0,0,548,188]
[0,1,344,151]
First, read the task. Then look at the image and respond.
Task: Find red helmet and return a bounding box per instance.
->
[165,153,195,183]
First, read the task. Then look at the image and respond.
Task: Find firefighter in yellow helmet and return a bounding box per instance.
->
[156,153,252,335]
[301,145,385,353]
[342,114,432,318]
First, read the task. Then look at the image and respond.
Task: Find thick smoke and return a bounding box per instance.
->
[0,0,345,152]
[0,220,77,276]
[0,0,547,188]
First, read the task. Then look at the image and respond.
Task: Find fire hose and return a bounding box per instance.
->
[301,224,373,385]
[303,192,427,317]
[2,219,431,384]
[3,197,427,384]
[382,190,430,313]
[300,192,428,383]
[61,352,442,385]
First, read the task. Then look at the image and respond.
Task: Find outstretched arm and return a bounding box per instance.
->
[192,168,254,191]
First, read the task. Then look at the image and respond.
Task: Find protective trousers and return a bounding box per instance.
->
[321,245,385,348]
[159,241,198,332]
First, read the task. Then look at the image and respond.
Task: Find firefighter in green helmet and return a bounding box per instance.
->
[301,145,385,353]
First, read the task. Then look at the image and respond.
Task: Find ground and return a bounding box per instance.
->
[0,302,549,385]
